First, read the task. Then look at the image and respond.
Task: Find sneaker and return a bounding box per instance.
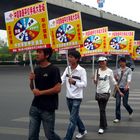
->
[75,130,87,139]
[98,128,104,134]
[129,112,133,119]
[113,119,120,123]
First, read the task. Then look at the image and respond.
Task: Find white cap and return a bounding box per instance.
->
[98,56,107,62]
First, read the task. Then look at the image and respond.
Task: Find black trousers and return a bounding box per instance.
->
[98,99,108,129]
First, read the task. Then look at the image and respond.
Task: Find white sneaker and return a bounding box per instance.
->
[98,128,104,134]
[129,112,133,119]
[113,119,120,123]
[75,130,87,139]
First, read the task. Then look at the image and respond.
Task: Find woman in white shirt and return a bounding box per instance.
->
[94,56,122,134]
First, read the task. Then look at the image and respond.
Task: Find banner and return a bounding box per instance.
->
[108,31,134,55]
[4,1,51,52]
[133,40,140,60]
[79,27,108,57]
[49,12,83,50]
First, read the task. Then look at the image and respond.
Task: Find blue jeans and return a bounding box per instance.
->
[28,106,61,140]
[64,98,86,140]
[115,88,133,120]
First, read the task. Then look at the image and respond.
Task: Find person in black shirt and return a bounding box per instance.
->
[28,48,62,140]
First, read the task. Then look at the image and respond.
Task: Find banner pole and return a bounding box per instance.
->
[92,55,95,74]
[66,50,71,75]
[116,55,119,69]
[28,50,36,89]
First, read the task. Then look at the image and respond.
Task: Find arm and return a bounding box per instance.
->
[125,68,132,90]
[29,72,35,90]
[114,84,124,96]
[32,83,61,96]
[69,69,87,88]
[93,69,98,85]
[110,70,124,96]
[61,67,68,85]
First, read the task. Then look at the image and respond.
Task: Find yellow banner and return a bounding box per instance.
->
[4,1,51,52]
[49,12,83,50]
[79,27,108,56]
[133,40,140,60]
[108,31,134,55]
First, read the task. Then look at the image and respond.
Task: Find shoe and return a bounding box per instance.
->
[113,119,120,123]
[98,128,104,134]
[76,130,87,139]
[129,112,133,119]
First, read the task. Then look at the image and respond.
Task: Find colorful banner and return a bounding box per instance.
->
[133,40,140,60]
[49,12,83,50]
[4,1,51,52]
[108,31,134,55]
[79,27,108,57]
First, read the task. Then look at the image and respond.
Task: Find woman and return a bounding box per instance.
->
[113,57,133,123]
[93,56,122,134]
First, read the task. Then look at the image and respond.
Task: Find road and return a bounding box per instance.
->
[0,64,140,140]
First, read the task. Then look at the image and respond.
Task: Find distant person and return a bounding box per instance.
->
[113,57,133,123]
[28,48,62,140]
[93,56,122,134]
[61,50,87,140]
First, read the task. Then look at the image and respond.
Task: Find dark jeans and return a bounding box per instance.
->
[64,98,86,140]
[28,106,61,140]
[115,88,133,120]
[97,99,108,129]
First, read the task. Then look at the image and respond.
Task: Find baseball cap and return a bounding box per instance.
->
[98,56,107,62]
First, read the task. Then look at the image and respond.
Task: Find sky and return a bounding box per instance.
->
[75,0,140,22]
[0,0,140,40]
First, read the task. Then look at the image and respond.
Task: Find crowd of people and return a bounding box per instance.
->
[28,48,133,140]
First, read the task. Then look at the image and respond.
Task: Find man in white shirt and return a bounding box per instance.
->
[61,50,87,140]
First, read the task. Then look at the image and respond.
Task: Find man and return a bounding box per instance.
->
[113,57,133,123]
[28,48,61,140]
[61,50,87,140]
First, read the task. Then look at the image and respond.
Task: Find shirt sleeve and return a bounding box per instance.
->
[94,69,97,81]
[110,70,117,85]
[61,67,67,85]
[52,67,62,85]
[127,68,132,83]
[75,68,87,88]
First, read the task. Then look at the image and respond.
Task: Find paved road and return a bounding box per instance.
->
[0,65,140,140]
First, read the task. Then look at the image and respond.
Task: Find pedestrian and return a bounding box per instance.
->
[93,56,122,134]
[61,50,87,140]
[28,48,62,140]
[113,57,133,123]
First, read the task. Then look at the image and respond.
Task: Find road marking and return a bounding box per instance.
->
[0,126,139,140]
[12,117,140,127]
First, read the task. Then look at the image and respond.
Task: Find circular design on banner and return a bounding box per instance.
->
[14,17,40,42]
[136,46,140,55]
[110,36,128,50]
[84,35,102,50]
[56,23,76,43]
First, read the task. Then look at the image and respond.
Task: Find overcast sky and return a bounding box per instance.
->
[75,0,140,22]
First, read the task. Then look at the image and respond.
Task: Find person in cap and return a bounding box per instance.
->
[113,57,133,123]
[93,56,122,134]
[28,48,62,140]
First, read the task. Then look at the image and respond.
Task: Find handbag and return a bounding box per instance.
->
[95,92,110,101]
[95,69,110,101]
